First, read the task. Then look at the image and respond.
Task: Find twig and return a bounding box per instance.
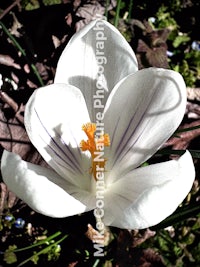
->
[0,91,25,124]
[0,0,21,20]
[0,91,18,112]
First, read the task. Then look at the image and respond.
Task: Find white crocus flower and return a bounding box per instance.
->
[1,20,195,229]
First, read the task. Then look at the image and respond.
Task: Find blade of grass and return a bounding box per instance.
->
[157,149,200,158]
[0,20,44,86]
[93,259,100,267]
[13,231,62,252]
[175,124,200,133]
[17,234,68,267]
[127,0,133,21]
[114,0,122,28]
[151,203,200,230]
[104,0,110,19]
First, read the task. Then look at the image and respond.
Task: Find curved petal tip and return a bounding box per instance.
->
[106,151,195,229]
[1,150,87,217]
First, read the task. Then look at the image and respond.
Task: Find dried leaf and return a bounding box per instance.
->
[132,229,156,248]
[165,120,200,151]
[137,42,168,69]
[186,102,200,119]
[137,39,169,69]
[67,262,78,267]
[35,62,49,81]
[9,12,22,38]
[136,21,170,69]
[52,34,67,49]
[85,223,111,246]
[140,248,166,267]
[116,229,165,266]
[187,87,200,101]
[0,91,45,165]
[0,182,18,212]
[0,54,21,69]
[75,0,116,31]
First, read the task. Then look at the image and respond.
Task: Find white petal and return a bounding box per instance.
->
[1,151,95,217]
[25,83,91,189]
[104,151,195,229]
[104,68,187,183]
[55,19,138,121]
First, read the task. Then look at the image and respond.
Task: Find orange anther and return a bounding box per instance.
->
[80,123,110,180]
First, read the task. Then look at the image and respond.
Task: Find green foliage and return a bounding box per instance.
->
[21,0,40,10]
[150,4,200,87]
[4,245,18,264]
[155,5,178,31]
[47,244,61,261]
[185,50,200,79]
[167,0,182,12]
[1,230,68,266]
[113,1,199,87]
[142,216,200,267]
[1,214,14,229]
[30,252,39,264]
[43,0,61,5]
[1,1,200,266]
[173,60,197,87]
[173,34,190,48]
[21,0,61,10]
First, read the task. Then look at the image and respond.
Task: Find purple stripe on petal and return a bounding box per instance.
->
[112,90,157,168]
[54,129,83,173]
[34,109,83,175]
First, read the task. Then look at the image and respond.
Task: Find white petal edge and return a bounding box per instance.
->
[104,151,195,229]
[103,68,187,183]
[25,83,91,189]
[1,150,95,217]
[55,19,138,121]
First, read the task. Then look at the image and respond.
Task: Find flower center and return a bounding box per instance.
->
[80,123,110,180]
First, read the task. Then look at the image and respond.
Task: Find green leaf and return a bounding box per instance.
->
[31,252,39,264]
[173,34,190,48]
[4,246,18,264]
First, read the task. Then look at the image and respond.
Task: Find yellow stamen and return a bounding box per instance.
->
[80,123,110,180]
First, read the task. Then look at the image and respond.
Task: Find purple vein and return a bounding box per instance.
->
[34,108,83,175]
[112,90,157,167]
